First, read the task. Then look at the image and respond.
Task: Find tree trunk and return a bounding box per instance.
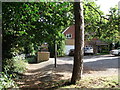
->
[0,2,2,72]
[71,1,84,84]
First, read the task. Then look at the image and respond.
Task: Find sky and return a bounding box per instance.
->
[95,0,120,15]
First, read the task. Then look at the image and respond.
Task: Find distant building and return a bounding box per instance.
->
[62,25,75,55]
[63,25,109,55]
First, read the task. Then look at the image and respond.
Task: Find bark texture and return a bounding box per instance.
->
[71,1,84,84]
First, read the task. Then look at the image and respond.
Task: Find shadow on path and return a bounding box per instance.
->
[15,55,119,89]
[15,63,93,89]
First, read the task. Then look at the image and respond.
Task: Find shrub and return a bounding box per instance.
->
[3,58,15,74]
[25,56,36,63]
[0,72,18,89]
[3,57,28,74]
[13,59,28,73]
[2,56,28,89]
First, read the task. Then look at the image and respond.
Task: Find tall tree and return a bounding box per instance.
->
[71,1,84,84]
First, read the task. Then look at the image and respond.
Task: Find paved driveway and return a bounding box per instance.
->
[56,54,119,77]
[26,54,119,77]
[56,55,119,69]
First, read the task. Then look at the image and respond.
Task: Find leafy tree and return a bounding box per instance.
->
[83,2,104,40]
[83,2,119,50]
[2,2,74,73]
[101,6,119,43]
[2,2,73,59]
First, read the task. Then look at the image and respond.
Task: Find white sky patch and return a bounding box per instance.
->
[95,0,120,14]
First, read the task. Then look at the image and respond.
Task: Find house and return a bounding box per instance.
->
[85,38,109,54]
[63,25,109,55]
[62,25,75,55]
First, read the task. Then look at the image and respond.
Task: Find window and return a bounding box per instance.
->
[66,34,72,39]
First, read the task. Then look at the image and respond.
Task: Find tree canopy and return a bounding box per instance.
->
[2,2,73,59]
[2,1,119,59]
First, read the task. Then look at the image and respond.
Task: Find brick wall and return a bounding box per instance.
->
[64,25,75,39]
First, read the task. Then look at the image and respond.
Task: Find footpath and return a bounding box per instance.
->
[15,55,118,89]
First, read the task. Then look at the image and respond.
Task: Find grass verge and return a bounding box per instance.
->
[59,75,119,89]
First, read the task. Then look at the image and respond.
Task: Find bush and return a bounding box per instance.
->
[3,56,28,74]
[2,56,28,89]
[13,59,27,73]
[25,56,36,63]
[0,72,18,89]
[3,59,15,74]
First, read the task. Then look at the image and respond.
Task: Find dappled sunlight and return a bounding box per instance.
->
[14,55,119,89]
[15,58,95,89]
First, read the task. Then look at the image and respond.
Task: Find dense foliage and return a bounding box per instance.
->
[83,2,120,48]
[84,2,104,39]
[3,2,119,59]
[101,6,120,43]
[1,56,27,89]
[2,2,73,60]
[3,56,27,74]
[0,72,18,89]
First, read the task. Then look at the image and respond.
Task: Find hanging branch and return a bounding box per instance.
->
[85,3,109,20]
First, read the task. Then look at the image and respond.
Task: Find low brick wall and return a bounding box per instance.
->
[37,52,50,62]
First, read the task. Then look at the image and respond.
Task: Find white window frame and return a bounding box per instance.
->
[66,34,72,39]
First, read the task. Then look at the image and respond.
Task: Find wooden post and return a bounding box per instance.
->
[54,40,57,68]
